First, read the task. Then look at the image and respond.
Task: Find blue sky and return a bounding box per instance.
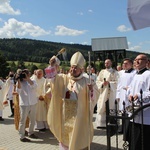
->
[0,0,150,54]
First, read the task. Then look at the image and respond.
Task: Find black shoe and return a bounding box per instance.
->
[25,130,28,136]
[8,114,14,118]
[0,117,4,121]
[20,137,31,142]
[97,126,106,129]
[118,129,123,134]
[28,134,38,139]
[39,128,46,132]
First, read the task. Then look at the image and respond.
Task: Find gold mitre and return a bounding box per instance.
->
[70,51,85,68]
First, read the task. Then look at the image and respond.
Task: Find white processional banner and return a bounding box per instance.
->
[128,0,150,30]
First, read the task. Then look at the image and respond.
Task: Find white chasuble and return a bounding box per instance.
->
[96,68,118,127]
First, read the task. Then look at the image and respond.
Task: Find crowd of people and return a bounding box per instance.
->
[0,52,150,150]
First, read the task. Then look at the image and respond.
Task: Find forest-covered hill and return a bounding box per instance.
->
[0,38,149,63]
[0,38,91,63]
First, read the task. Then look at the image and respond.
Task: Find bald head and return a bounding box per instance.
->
[134,54,148,70]
[36,69,44,79]
[105,59,112,69]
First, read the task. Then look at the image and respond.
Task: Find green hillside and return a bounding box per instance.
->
[0,38,149,64]
[0,38,150,78]
[0,38,91,63]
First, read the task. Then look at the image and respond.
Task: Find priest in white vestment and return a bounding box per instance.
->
[32,69,49,131]
[96,59,119,128]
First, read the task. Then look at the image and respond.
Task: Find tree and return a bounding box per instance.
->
[38,63,48,70]
[9,61,17,72]
[27,64,38,74]
[16,60,25,69]
[0,52,9,78]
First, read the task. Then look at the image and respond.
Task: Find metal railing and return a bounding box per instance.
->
[106,98,150,150]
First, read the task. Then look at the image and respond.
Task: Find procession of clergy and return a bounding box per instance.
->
[0,51,150,150]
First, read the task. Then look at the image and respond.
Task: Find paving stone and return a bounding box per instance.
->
[0,107,124,150]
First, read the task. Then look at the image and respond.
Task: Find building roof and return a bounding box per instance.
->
[91,37,128,51]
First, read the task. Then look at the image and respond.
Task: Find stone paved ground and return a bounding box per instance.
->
[0,106,124,150]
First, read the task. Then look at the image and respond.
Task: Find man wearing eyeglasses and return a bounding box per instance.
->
[126,54,150,150]
[147,59,150,69]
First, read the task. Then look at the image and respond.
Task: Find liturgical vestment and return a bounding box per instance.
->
[47,73,99,150]
[96,68,118,127]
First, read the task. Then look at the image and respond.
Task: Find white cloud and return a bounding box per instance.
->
[0,18,3,22]
[128,45,141,51]
[69,42,74,44]
[55,25,87,36]
[82,42,88,45]
[129,41,150,53]
[0,18,51,38]
[127,41,141,51]
[77,12,83,15]
[88,9,93,13]
[117,25,131,32]
[77,10,93,15]
[0,0,21,15]
[128,41,131,46]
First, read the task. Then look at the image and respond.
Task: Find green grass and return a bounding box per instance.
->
[7,61,46,67]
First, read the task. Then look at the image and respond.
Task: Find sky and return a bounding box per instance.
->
[0,0,150,54]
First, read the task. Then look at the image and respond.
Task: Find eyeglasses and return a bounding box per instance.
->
[134,58,146,61]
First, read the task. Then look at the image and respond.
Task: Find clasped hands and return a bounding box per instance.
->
[128,95,138,102]
[102,81,109,86]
